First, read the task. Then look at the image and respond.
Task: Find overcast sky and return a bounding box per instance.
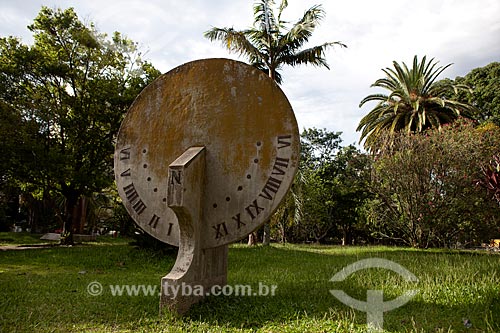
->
[1,0,499,146]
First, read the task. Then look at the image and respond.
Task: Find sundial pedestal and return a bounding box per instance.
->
[160,146,228,314]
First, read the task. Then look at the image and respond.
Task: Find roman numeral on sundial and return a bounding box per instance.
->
[213,222,229,239]
[120,168,131,177]
[149,214,160,228]
[123,183,146,215]
[277,135,291,149]
[119,147,131,160]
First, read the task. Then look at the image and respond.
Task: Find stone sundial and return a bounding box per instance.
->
[114,58,299,314]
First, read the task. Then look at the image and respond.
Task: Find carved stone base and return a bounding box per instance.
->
[160,245,228,314]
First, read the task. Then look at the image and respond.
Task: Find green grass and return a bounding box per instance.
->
[0,232,51,246]
[1,235,499,332]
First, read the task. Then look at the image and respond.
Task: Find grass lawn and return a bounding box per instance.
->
[0,233,499,332]
[0,232,53,246]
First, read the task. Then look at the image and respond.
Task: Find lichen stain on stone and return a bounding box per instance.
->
[116,58,299,247]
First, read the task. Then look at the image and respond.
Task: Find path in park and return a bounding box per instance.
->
[0,244,61,251]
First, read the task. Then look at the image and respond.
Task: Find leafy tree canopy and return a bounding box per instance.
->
[368,119,500,248]
[0,7,160,242]
[453,62,500,126]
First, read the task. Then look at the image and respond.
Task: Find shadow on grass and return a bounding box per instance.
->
[184,245,500,332]
[0,243,499,332]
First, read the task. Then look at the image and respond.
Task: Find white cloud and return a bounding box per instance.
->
[1,0,499,148]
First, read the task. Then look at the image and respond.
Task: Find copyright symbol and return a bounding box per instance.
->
[87,281,103,296]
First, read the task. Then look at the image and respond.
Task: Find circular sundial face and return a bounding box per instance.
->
[114,58,299,248]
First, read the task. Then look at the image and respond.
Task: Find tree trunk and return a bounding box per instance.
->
[279,222,286,244]
[341,226,349,246]
[61,190,79,245]
[262,223,271,246]
[76,196,87,234]
[248,232,258,246]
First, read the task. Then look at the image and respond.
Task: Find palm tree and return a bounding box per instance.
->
[204,0,346,84]
[205,0,345,245]
[357,55,476,151]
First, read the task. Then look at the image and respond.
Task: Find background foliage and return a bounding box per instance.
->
[366,120,500,248]
[0,6,499,249]
[0,7,160,242]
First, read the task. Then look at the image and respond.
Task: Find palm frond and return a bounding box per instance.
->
[205,0,344,84]
[358,55,476,151]
[253,0,279,36]
[277,0,288,22]
[204,27,265,63]
[277,5,329,56]
[359,93,389,107]
[282,42,344,68]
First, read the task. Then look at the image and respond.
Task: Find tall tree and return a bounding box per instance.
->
[357,55,476,151]
[272,128,342,243]
[0,7,160,243]
[324,145,371,245]
[204,0,345,84]
[367,120,500,248]
[273,129,371,245]
[298,128,342,243]
[454,62,500,126]
[205,0,345,245]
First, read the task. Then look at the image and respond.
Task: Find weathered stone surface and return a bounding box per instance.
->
[159,146,228,313]
[39,233,96,242]
[40,233,61,241]
[114,58,300,248]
